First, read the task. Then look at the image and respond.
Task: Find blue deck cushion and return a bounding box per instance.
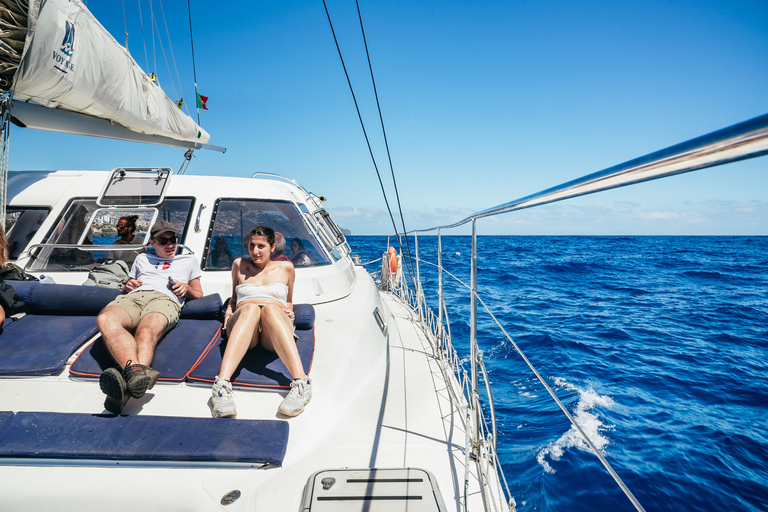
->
[187,304,315,389]
[70,294,223,381]
[0,282,114,376]
[0,315,100,376]
[0,411,13,429]
[179,293,225,320]
[6,280,39,302]
[25,283,121,315]
[0,411,289,466]
[70,319,221,381]
[293,303,316,330]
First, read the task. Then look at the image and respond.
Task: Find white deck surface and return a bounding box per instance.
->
[0,267,507,511]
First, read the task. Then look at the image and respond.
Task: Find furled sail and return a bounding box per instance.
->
[0,0,210,146]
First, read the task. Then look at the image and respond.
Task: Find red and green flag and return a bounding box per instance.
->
[196,93,208,110]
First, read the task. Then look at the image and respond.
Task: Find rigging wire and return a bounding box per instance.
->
[172,147,221,175]
[150,4,180,107]
[156,0,188,116]
[354,0,417,285]
[321,0,416,289]
[186,0,202,126]
[136,0,150,72]
[149,0,157,78]
[121,0,129,49]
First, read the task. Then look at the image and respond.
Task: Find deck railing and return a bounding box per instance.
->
[379,112,768,512]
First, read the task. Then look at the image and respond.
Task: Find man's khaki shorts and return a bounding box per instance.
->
[107,290,181,331]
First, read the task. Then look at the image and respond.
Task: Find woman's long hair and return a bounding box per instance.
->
[0,225,7,266]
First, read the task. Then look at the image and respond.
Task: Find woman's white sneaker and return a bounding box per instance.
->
[278,377,312,417]
[212,376,237,418]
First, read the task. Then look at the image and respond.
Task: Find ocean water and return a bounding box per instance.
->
[346,236,768,512]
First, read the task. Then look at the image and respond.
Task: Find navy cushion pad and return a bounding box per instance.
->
[70,319,221,381]
[0,315,99,376]
[293,303,315,330]
[0,411,289,466]
[7,281,222,320]
[187,327,315,388]
[6,280,39,302]
[26,284,121,315]
[180,293,223,320]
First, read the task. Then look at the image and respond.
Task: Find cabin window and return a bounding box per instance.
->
[314,209,346,247]
[27,198,194,271]
[4,208,50,260]
[203,199,331,270]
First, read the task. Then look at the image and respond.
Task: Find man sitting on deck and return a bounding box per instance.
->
[96,220,204,413]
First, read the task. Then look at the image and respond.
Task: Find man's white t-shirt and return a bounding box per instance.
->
[129,253,202,304]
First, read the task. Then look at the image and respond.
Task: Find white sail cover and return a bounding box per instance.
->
[13,0,209,145]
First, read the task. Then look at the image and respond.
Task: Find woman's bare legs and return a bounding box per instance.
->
[218,303,262,381]
[260,304,306,380]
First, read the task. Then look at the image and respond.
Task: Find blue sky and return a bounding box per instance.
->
[10,0,768,235]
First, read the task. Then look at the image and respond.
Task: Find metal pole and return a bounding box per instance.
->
[470,220,479,452]
[415,232,422,319]
[437,228,443,350]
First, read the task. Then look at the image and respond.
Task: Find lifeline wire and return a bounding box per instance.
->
[417,256,646,512]
[321,0,416,290]
[354,0,416,282]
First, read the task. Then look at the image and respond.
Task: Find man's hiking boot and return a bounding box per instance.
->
[211,376,237,418]
[278,376,312,417]
[104,393,130,414]
[100,367,128,413]
[122,360,161,399]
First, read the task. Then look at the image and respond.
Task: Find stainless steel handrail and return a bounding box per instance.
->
[384,113,768,512]
[415,113,768,232]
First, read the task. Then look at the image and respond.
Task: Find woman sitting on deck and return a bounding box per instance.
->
[211,226,312,418]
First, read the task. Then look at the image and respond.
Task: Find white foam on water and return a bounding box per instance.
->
[536,377,615,474]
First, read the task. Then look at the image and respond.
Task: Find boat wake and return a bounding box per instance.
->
[536,377,614,474]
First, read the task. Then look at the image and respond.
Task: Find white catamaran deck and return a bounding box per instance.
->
[0,264,503,511]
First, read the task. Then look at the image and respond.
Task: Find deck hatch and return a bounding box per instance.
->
[98,168,172,207]
[301,468,447,512]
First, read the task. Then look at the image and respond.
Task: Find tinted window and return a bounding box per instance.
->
[28,198,193,271]
[204,199,330,270]
[4,208,50,260]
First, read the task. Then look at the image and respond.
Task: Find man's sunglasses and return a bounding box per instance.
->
[155,235,177,245]
[117,225,130,229]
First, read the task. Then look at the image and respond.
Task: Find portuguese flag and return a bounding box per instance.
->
[196,93,208,110]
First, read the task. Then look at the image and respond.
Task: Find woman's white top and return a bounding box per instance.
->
[235,282,289,307]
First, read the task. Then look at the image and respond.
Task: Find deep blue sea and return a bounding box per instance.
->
[347,236,768,512]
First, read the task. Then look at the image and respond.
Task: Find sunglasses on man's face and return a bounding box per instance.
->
[117,225,129,229]
[155,235,177,246]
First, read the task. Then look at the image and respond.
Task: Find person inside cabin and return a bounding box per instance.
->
[210,237,235,268]
[211,226,311,418]
[96,220,203,414]
[272,232,290,262]
[109,215,141,263]
[289,238,311,266]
